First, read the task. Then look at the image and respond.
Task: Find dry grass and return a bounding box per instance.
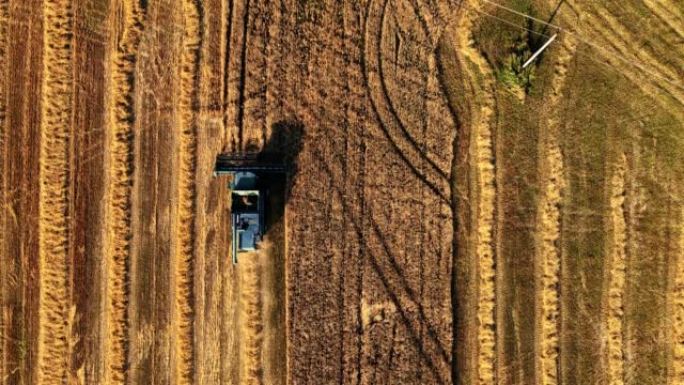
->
[36,0,74,383]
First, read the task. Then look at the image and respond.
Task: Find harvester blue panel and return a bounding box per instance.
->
[232,172,258,190]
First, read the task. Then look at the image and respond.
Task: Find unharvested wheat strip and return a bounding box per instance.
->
[670,207,684,384]
[604,155,627,385]
[224,0,248,149]
[534,37,575,385]
[37,0,74,383]
[101,0,145,383]
[172,1,201,384]
[457,2,497,383]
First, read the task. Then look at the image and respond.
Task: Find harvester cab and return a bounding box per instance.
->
[214,153,285,264]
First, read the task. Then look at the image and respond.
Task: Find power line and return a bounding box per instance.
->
[478,0,684,91]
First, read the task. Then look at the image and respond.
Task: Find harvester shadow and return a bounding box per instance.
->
[240,119,304,229]
[311,148,451,385]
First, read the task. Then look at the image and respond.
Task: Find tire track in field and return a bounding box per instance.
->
[534,37,576,385]
[604,154,628,385]
[173,1,201,384]
[364,0,451,206]
[102,0,146,383]
[671,205,684,384]
[37,0,74,383]
[642,0,684,40]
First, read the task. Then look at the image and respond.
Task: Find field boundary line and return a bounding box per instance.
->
[36,0,75,383]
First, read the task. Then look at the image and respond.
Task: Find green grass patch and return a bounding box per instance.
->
[473,0,539,93]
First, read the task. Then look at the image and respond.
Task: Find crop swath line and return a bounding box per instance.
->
[534,36,576,385]
[672,206,684,383]
[603,155,628,385]
[238,256,264,385]
[0,0,7,379]
[535,142,563,385]
[101,0,146,383]
[36,0,75,383]
[448,2,498,384]
[172,0,201,384]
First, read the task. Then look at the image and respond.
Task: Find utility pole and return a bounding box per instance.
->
[523,34,558,68]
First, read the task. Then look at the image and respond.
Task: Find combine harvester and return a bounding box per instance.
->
[214,153,285,264]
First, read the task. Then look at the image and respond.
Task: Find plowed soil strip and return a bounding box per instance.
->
[671,207,684,383]
[102,1,145,383]
[37,0,74,383]
[173,1,201,383]
[535,37,575,385]
[604,155,627,385]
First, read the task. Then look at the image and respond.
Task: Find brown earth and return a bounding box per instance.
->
[0,1,683,385]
